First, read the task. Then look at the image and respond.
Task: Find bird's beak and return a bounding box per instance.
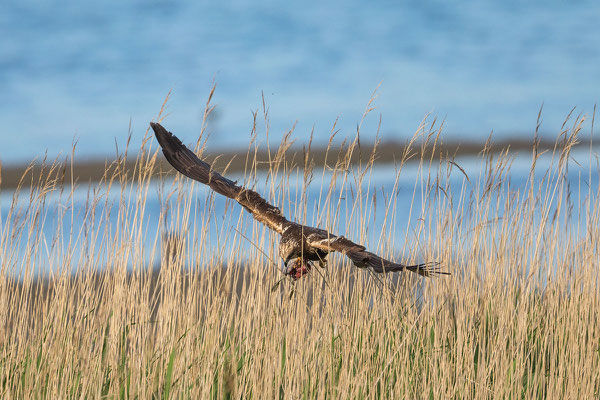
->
[282,260,290,275]
[283,256,292,270]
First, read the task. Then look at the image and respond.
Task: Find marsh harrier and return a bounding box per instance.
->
[151,122,447,280]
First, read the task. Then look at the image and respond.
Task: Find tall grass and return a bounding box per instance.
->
[0,97,598,398]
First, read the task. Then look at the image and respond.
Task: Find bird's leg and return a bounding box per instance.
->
[317,254,328,268]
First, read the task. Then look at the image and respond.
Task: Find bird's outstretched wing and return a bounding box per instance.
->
[151,122,290,233]
[306,232,448,277]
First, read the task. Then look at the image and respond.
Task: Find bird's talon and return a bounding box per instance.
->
[284,259,312,280]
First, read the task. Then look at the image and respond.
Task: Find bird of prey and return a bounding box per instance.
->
[150,122,448,280]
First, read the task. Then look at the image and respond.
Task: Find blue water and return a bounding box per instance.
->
[1,1,599,164]
[1,147,597,277]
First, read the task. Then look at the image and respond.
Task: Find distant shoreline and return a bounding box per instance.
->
[1,136,594,190]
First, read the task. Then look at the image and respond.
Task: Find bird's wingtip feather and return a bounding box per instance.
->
[408,261,450,277]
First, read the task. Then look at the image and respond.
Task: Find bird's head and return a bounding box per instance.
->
[283,257,312,280]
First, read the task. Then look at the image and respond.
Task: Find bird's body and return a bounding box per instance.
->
[150,122,448,280]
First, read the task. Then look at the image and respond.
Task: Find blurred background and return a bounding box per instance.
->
[1,0,599,164]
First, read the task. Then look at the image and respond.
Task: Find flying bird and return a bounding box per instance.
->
[150,122,448,280]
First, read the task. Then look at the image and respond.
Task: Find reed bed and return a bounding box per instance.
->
[0,98,598,398]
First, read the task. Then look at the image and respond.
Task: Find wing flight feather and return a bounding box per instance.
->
[151,122,289,233]
[308,233,448,277]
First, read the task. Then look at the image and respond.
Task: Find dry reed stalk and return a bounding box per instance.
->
[0,93,598,398]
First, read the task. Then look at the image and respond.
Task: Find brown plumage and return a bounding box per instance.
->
[151,122,449,280]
